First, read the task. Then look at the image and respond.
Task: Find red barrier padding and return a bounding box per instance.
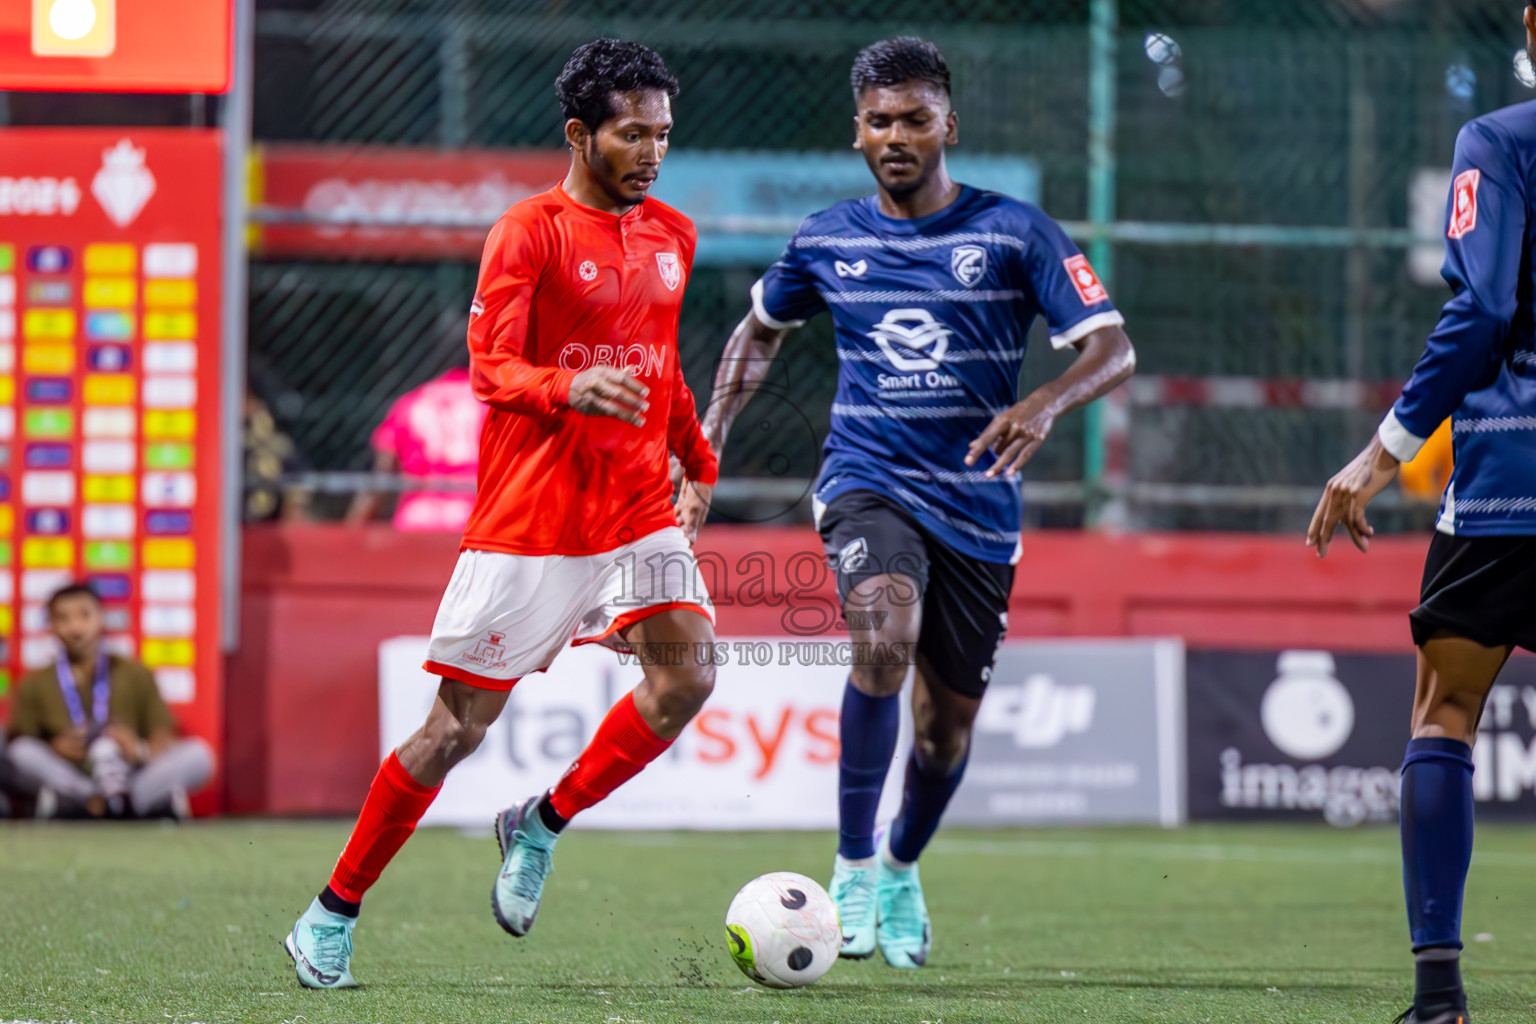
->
[225,523,1429,814]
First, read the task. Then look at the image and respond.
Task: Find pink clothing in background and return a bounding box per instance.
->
[371,367,488,531]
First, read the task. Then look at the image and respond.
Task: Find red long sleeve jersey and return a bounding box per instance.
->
[460,184,718,556]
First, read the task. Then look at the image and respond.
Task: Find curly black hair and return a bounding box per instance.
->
[556,39,679,132]
[850,36,951,99]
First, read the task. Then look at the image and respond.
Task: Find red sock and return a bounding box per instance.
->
[328,752,441,903]
[548,692,673,820]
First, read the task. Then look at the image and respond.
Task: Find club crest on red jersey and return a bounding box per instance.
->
[1448,168,1481,240]
[656,252,681,291]
[1063,254,1108,305]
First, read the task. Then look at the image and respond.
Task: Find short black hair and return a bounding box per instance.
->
[850,37,951,99]
[48,582,100,613]
[556,39,679,132]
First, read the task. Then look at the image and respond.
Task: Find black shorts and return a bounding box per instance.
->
[818,489,1014,699]
[1410,532,1536,651]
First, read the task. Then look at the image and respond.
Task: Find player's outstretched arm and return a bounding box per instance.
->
[672,312,791,538]
[966,324,1135,479]
[699,312,793,453]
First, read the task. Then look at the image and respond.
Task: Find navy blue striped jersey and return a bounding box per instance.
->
[1380,101,1536,534]
[753,185,1123,563]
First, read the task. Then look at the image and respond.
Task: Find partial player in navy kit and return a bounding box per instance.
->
[1309,6,1536,1022]
[679,37,1135,968]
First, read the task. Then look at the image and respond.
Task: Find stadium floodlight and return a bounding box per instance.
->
[1143,32,1181,66]
[1444,63,1475,102]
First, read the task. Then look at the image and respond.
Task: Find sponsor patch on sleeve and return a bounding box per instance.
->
[1448,168,1481,240]
[1063,254,1108,305]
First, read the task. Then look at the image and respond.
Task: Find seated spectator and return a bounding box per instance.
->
[4,583,214,819]
[347,364,485,531]
[245,388,311,523]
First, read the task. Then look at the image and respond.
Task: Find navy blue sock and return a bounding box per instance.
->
[838,681,900,860]
[1400,737,1474,955]
[888,748,968,865]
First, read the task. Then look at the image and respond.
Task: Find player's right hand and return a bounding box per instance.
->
[567,366,649,426]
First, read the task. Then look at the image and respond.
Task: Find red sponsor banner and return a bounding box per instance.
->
[255,146,570,260]
[0,0,230,93]
[0,128,223,807]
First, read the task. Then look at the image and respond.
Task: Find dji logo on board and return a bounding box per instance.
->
[976,674,1096,749]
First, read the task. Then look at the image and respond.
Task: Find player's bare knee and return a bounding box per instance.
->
[849,647,914,697]
[913,729,969,775]
[652,663,716,721]
[676,661,716,712]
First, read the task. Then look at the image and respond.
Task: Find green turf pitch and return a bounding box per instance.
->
[3,822,1536,1023]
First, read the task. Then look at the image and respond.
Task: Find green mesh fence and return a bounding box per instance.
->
[245,0,1531,530]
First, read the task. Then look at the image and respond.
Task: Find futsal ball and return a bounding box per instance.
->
[723,871,841,989]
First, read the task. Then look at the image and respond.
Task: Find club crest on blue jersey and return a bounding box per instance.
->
[867,308,951,371]
[950,245,988,287]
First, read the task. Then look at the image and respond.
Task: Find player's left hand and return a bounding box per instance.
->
[1306,434,1401,557]
[674,480,712,545]
[967,394,1055,479]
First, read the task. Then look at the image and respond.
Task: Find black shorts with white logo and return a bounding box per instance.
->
[818,489,1014,699]
[1410,532,1536,651]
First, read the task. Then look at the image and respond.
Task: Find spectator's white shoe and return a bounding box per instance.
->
[35,786,57,820]
[170,786,192,822]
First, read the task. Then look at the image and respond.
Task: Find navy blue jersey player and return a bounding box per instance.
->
[681,37,1135,968]
[1309,7,1536,1021]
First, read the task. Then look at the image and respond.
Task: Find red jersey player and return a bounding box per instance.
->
[285,40,720,989]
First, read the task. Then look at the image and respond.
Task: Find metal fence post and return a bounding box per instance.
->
[222,0,255,651]
[1085,0,1122,526]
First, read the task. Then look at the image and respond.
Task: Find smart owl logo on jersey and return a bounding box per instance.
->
[950,245,988,287]
[867,308,951,371]
[835,259,868,278]
[656,252,681,291]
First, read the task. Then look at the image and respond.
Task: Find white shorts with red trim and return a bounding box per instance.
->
[423,525,714,690]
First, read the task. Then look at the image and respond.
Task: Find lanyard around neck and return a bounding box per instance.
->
[55,653,110,730]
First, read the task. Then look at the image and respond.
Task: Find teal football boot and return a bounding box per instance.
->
[876,833,931,968]
[285,897,358,989]
[491,796,559,937]
[829,854,878,959]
